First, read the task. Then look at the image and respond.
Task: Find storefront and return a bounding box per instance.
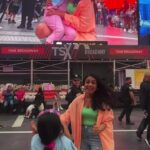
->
[0,42,149,89]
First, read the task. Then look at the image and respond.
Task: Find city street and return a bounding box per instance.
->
[0,14,138,45]
[0,14,41,44]
[0,108,149,150]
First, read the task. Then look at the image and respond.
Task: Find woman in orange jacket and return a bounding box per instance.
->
[60,74,114,150]
[43,0,96,41]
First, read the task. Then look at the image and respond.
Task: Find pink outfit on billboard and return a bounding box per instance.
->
[44,0,76,44]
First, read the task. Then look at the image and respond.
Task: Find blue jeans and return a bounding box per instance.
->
[80,126,102,150]
[4,99,14,107]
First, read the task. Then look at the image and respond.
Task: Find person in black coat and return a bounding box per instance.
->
[66,74,82,108]
[136,74,149,140]
[34,87,45,110]
[31,87,45,118]
[17,0,36,30]
[138,73,150,147]
[118,77,136,125]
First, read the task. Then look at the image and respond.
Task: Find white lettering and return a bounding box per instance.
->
[52,45,72,60]
[85,49,106,55]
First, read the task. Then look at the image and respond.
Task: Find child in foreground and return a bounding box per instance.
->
[31,110,77,150]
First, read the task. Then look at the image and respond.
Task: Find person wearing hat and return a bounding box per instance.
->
[66,74,82,109]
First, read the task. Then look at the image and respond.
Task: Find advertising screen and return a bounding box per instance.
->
[139,0,150,45]
[0,0,138,45]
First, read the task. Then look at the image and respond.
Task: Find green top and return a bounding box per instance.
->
[67,2,76,14]
[82,107,98,126]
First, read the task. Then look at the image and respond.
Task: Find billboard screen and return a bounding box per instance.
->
[139,0,150,45]
[0,0,138,45]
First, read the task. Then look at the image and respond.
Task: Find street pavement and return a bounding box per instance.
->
[0,108,149,150]
[0,14,41,44]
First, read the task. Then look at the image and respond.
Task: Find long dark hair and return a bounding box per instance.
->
[37,112,63,150]
[37,87,43,95]
[83,74,113,111]
[73,0,80,5]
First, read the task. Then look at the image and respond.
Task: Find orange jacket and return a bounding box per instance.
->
[60,94,114,150]
[64,0,96,41]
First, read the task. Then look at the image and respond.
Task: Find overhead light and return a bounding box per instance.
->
[55,42,62,45]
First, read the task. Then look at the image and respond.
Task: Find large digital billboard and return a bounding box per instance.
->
[0,0,138,45]
[139,0,150,45]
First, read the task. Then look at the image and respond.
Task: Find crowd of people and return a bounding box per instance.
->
[95,1,137,33]
[1,84,26,113]
[36,73,150,149]
[0,0,148,149]
[0,72,150,149]
[30,73,114,150]
[0,0,97,43]
[0,84,45,117]
[0,0,137,44]
[0,0,44,29]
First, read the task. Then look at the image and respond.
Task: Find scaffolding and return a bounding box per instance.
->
[0,59,149,89]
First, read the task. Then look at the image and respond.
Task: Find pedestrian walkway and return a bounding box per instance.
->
[0,108,149,150]
[0,14,41,44]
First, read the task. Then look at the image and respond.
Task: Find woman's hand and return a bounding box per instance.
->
[46,8,57,16]
[93,124,106,135]
[31,120,37,134]
[62,122,73,141]
[46,8,65,18]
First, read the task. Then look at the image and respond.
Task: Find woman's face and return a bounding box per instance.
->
[84,76,97,95]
